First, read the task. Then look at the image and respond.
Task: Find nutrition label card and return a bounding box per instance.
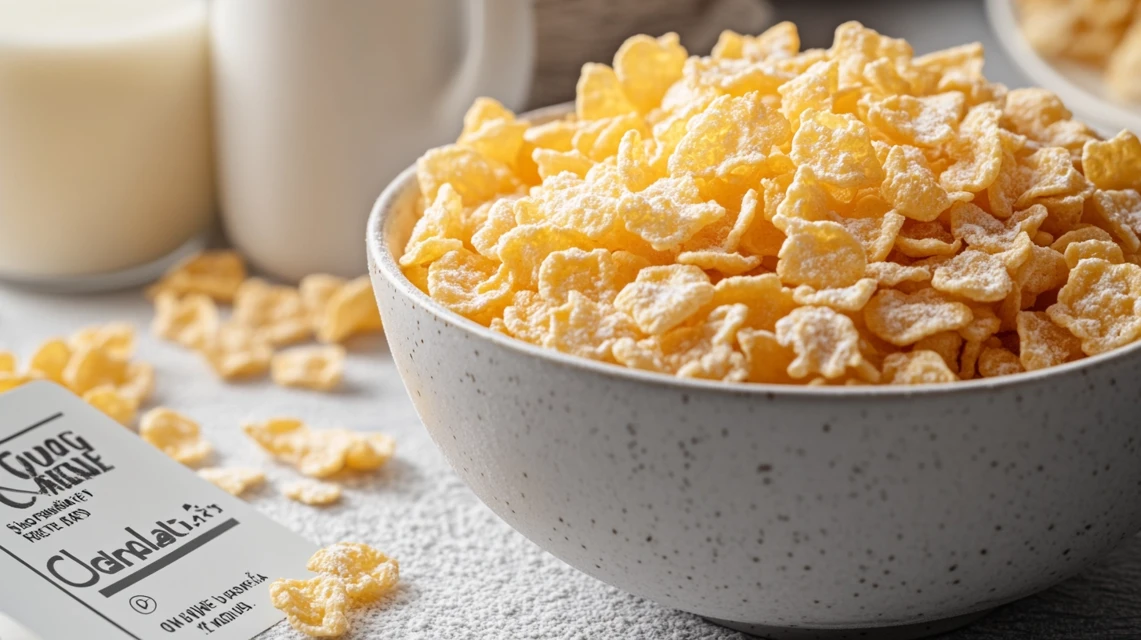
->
[0,382,316,640]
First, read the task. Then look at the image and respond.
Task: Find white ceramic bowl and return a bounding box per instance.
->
[987,0,1141,136]
[366,109,1141,639]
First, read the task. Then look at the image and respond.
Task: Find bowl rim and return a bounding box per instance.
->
[366,104,1141,399]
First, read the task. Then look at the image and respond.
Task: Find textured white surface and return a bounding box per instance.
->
[0,284,742,640]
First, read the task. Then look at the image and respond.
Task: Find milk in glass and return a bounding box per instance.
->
[0,0,213,283]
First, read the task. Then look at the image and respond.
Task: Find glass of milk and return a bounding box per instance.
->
[0,0,214,292]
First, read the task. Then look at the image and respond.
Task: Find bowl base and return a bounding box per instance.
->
[704,608,993,640]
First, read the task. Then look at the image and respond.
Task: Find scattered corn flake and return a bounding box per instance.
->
[864,288,973,346]
[147,250,246,302]
[316,276,383,343]
[199,323,273,380]
[271,345,346,392]
[27,339,71,384]
[243,418,394,478]
[0,374,29,393]
[152,292,219,349]
[882,350,958,384]
[270,575,350,638]
[62,345,128,396]
[283,480,343,507]
[233,279,311,346]
[118,362,155,406]
[139,408,212,465]
[344,433,396,472]
[83,386,138,426]
[69,323,135,359]
[306,542,400,604]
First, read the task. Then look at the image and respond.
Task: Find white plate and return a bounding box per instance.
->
[986,0,1141,136]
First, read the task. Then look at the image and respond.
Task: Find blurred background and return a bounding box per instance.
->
[529,0,1027,107]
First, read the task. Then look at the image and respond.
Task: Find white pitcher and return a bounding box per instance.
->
[211,0,534,282]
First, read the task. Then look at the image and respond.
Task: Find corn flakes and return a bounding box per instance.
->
[152,292,219,349]
[270,575,350,638]
[306,542,400,603]
[139,408,212,465]
[399,21,1141,385]
[70,323,135,359]
[198,467,265,496]
[271,345,346,392]
[199,324,273,380]
[882,350,958,384]
[147,251,246,302]
[283,480,343,507]
[233,279,311,346]
[83,386,138,426]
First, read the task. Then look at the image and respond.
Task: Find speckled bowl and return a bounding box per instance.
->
[366,109,1141,640]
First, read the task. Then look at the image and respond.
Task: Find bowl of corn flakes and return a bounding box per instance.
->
[988,0,1141,134]
[367,22,1141,638]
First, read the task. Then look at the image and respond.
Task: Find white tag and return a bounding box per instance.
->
[0,382,316,640]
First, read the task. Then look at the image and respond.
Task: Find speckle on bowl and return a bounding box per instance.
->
[365,105,1141,639]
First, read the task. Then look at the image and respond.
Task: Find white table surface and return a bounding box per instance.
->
[4,2,1141,639]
